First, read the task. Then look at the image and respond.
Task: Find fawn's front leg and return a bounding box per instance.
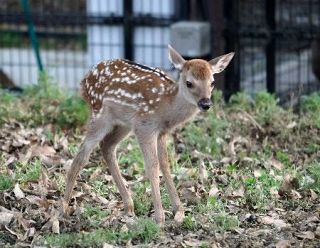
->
[136,130,165,225]
[157,134,185,223]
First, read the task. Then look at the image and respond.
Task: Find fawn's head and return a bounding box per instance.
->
[168,45,234,111]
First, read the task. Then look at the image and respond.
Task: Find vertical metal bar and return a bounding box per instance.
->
[123,0,133,60]
[20,0,44,72]
[224,0,240,99]
[266,0,276,93]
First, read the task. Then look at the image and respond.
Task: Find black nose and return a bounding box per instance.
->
[198,98,212,111]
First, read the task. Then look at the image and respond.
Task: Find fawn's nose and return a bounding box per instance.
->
[198,98,212,111]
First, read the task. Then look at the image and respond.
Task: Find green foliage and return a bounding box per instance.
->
[228,92,252,110]
[244,170,280,210]
[82,205,109,228]
[213,213,239,231]
[0,174,14,191]
[182,112,228,156]
[15,159,42,183]
[57,95,89,128]
[305,162,320,193]
[275,151,291,167]
[130,218,160,242]
[253,92,283,125]
[300,93,320,113]
[43,218,159,247]
[133,182,153,216]
[0,72,89,128]
[300,93,320,128]
[182,213,198,230]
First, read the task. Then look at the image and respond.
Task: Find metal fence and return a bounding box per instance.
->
[224,0,320,100]
[0,0,320,100]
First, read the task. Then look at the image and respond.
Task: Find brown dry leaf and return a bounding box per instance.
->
[310,189,318,200]
[51,216,60,234]
[228,136,250,157]
[2,156,16,167]
[254,169,262,178]
[286,121,297,129]
[90,167,103,180]
[267,158,284,170]
[275,240,291,248]
[260,216,290,229]
[209,183,219,197]
[220,157,232,164]
[5,225,24,240]
[103,243,115,248]
[13,183,25,200]
[270,187,280,198]
[183,238,202,247]
[0,212,14,225]
[295,231,315,240]
[232,184,245,197]
[199,160,208,184]
[31,144,56,157]
[26,227,36,239]
[279,175,299,197]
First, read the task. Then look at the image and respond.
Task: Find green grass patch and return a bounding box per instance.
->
[43,218,160,247]
[0,174,14,191]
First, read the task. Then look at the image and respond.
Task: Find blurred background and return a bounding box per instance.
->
[0,0,319,102]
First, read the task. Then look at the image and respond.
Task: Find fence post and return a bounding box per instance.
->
[224,0,240,99]
[123,0,133,60]
[266,0,276,93]
[20,0,43,72]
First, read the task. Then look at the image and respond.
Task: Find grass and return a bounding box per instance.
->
[0,159,42,192]
[0,72,89,129]
[1,75,320,246]
[42,217,160,247]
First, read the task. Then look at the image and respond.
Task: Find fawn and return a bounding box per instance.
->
[63,45,234,225]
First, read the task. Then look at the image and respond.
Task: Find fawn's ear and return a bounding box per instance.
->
[209,52,235,74]
[168,45,186,70]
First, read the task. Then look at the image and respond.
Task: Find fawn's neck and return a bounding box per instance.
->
[161,84,199,130]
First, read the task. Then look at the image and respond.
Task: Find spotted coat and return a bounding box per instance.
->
[81,59,178,115]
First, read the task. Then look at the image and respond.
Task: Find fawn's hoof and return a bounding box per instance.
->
[155,212,165,226]
[125,204,135,217]
[173,206,185,224]
[61,200,71,216]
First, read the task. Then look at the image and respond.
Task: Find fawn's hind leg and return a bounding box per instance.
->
[63,114,113,213]
[100,125,134,215]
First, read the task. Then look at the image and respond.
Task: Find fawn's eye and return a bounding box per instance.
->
[186,81,193,88]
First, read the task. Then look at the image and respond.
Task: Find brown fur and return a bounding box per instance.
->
[184,59,212,81]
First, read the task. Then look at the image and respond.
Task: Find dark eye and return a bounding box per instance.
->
[186,81,193,88]
[211,82,215,88]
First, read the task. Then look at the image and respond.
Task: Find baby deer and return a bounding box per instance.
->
[63,45,234,225]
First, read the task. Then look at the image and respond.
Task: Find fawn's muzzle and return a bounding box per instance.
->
[198,98,212,111]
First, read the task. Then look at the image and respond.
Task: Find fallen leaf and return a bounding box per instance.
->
[183,238,202,247]
[286,121,297,129]
[209,182,219,197]
[295,231,315,240]
[103,243,115,248]
[267,158,284,170]
[0,212,14,225]
[275,240,291,248]
[13,183,25,200]
[279,175,299,197]
[260,216,290,229]
[199,160,208,184]
[232,184,245,197]
[310,189,318,200]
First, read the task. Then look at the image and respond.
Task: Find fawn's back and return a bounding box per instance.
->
[81,59,178,118]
